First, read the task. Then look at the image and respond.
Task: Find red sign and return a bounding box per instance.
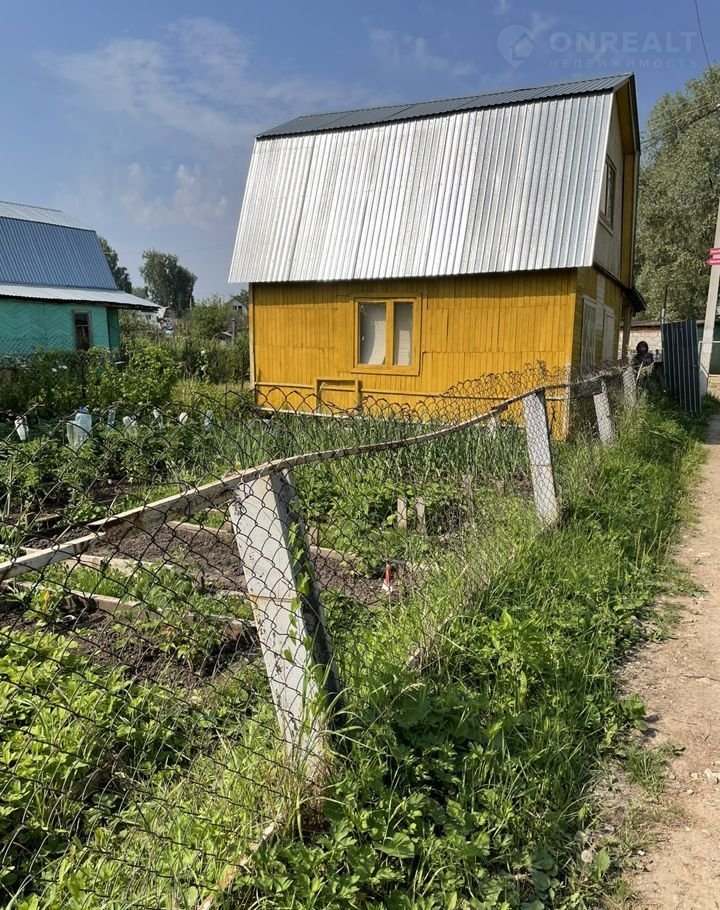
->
[708,247,720,267]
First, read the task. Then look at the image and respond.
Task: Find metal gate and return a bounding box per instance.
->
[661,318,701,414]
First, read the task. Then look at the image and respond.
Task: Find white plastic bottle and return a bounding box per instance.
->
[14,416,29,442]
[122,415,138,435]
[67,406,92,449]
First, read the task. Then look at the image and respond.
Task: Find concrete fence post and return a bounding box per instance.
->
[593,379,616,444]
[522,390,560,527]
[229,468,340,782]
[396,497,408,531]
[415,497,426,535]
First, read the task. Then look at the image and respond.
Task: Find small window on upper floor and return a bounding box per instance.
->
[600,158,617,229]
[73,312,92,351]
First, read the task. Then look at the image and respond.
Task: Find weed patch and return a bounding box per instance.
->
[229,398,704,909]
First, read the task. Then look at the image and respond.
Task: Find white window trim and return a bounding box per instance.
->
[72,310,93,350]
[353,296,420,375]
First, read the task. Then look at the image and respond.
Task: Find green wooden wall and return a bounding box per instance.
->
[0,299,117,356]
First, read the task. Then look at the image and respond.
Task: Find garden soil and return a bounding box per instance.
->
[622,415,720,908]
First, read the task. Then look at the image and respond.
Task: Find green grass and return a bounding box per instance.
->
[1,393,708,909]
[220,396,705,910]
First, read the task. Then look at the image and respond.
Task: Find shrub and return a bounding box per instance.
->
[115,340,179,409]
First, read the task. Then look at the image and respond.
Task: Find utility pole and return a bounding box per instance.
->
[699,192,720,395]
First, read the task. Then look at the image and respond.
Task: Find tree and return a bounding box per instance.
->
[635,68,720,319]
[139,250,197,314]
[98,236,132,293]
[184,295,233,341]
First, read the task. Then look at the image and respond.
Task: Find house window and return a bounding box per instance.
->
[356,299,416,369]
[581,296,616,368]
[358,302,387,365]
[73,312,92,350]
[393,301,413,366]
[600,158,617,228]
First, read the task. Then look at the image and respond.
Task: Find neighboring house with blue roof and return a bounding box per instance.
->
[0,201,155,357]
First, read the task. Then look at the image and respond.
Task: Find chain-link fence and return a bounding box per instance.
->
[0,363,635,909]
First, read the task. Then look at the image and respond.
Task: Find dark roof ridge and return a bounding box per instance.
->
[257,73,633,139]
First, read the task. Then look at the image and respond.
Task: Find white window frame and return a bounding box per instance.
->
[72,310,93,351]
[353,297,420,375]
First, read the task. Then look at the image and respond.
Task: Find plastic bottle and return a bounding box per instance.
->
[14,416,29,442]
[67,406,92,449]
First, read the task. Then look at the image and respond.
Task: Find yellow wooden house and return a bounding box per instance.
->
[229,73,643,412]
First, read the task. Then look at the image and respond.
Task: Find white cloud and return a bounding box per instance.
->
[38,17,375,236]
[494,0,512,16]
[118,162,228,229]
[41,17,369,150]
[370,29,476,78]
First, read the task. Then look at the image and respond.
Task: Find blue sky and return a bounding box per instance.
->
[1,0,716,297]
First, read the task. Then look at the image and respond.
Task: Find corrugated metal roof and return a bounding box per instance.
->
[0,201,90,230]
[0,283,157,310]
[257,73,631,138]
[0,206,117,289]
[230,88,618,283]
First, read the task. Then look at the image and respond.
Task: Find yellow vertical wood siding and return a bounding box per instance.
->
[252,271,579,408]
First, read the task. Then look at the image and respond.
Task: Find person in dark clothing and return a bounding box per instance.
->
[631,340,654,371]
[631,340,656,391]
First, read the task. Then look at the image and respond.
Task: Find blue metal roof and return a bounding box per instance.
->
[0,204,117,290]
[0,200,90,229]
[257,73,633,138]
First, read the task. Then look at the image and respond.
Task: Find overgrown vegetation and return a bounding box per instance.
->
[224,397,704,910]
[0,295,250,416]
[0,388,706,909]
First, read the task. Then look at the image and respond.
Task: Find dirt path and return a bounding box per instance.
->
[623,416,720,909]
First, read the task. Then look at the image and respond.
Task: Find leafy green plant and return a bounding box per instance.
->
[0,629,195,903]
[225,397,703,910]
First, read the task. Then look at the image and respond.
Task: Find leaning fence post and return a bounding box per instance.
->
[593,379,616,444]
[622,365,637,408]
[522,390,559,527]
[229,468,340,782]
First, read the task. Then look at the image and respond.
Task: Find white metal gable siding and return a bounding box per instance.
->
[229,92,614,283]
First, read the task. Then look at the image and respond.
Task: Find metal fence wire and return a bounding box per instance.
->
[0,363,635,910]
